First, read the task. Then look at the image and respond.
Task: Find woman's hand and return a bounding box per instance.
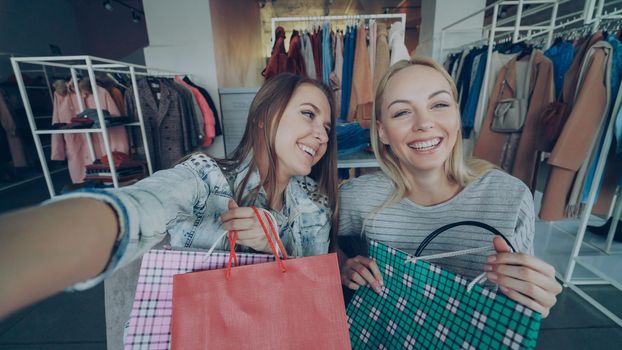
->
[485,236,563,318]
[219,199,272,253]
[340,255,384,294]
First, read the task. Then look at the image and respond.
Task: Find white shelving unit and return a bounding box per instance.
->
[10,55,185,198]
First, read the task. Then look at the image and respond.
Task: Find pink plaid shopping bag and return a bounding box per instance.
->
[124,249,274,349]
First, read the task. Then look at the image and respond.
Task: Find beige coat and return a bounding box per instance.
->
[539,41,613,220]
[473,51,555,190]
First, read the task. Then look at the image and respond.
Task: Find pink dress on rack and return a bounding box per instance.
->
[85,86,130,159]
[51,82,129,183]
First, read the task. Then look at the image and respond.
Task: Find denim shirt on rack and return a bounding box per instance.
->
[52,153,332,290]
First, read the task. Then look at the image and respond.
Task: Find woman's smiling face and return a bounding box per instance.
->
[377,64,460,176]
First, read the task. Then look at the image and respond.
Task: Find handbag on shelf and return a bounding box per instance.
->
[346,221,542,350]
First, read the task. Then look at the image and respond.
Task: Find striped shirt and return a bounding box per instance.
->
[338,169,535,280]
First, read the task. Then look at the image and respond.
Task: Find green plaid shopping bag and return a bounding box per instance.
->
[346,221,541,350]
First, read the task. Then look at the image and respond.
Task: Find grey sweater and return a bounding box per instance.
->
[338,169,535,280]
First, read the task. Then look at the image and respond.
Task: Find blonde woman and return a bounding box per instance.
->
[337,58,561,317]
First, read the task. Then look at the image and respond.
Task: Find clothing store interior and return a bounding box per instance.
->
[1,0,622,349]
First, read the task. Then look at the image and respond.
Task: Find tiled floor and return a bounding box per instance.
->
[1,167,622,349]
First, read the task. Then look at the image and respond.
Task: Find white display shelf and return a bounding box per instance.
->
[337,151,378,169]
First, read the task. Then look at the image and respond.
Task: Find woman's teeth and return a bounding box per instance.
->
[408,138,441,150]
[298,143,316,156]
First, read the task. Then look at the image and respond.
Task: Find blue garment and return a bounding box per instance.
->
[336,122,370,156]
[322,22,333,84]
[49,154,332,290]
[341,25,357,121]
[605,35,622,158]
[456,48,479,113]
[544,41,574,99]
[461,48,488,137]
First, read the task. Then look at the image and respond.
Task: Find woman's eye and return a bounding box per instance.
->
[301,110,315,119]
[393,110,409,118]
[432,102,450,109]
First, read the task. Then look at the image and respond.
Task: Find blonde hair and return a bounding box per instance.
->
[371,57,495,207]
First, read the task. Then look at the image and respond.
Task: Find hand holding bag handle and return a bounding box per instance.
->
[411,221,516,292]
[414,220,516,257]
[225,206,288,278]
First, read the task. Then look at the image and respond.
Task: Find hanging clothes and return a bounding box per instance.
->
[287,30,306,76]
[340,24,356,121]
[311,27,322,80]
[301,31,317,80]
[389,21,410,65]
[473,50,555,190]
[349,22,373,128]
[124,78,189,170]
[322,23,333,84]
[461,48,488,137]
[540,41,614,220]
[110,87,126,115]
[170,79,201,150]
[262,26,288,81]
[368,20,377,80]
[330,30,344,117]
[373,23,390,94]
[473,51,518,136]
[544,40,575,99]
[577,35,622,208]
[51,82,91,183]
[183,76,222,137]
[50,80,129,183]
[0,91,27,167]
[175,76,216,147]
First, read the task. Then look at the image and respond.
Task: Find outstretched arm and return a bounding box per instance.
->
[0,197,119,318]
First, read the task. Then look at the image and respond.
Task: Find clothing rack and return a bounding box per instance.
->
[442,0,622,327]
[10,55,186,197]
[0,52,63,194]
[270,13,406,56]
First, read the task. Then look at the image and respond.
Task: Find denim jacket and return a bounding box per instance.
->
[54,153,331,290]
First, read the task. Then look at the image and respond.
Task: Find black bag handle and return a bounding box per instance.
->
[414,221,516,257]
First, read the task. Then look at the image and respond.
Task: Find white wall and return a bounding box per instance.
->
[418,0,486,62]
[142,0,224,157]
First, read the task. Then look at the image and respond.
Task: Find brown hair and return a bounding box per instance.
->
[371,57,495,207]
[216,73,339,250]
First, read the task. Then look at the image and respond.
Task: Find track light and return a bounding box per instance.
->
[132,10,141,23]
[103,0,113,11]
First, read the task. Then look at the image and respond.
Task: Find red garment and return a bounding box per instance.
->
[101,151,131,167]
[311,28,322,79]
[287,30,306,76]
[175,76,216,147]
[263,26,288,80]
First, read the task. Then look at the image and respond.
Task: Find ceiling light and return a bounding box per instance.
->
[103,0,113,11]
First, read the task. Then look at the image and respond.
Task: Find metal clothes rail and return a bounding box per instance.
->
[10,55,185,197]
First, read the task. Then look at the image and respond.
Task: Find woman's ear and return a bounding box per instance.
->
[257,120,264,128]
[377,120,390,145]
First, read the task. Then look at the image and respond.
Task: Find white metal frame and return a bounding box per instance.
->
[270,13,407,56]
[10,55,183,197]
[440,0,622,327]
